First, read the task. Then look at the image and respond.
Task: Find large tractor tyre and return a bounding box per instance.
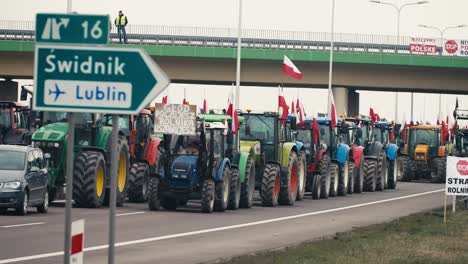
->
[387,159,397,190]
[313,154,330,200]
[296,150,307,201]
[161,197,178,211]
[400,157,414,182]
[376,152,386,191]
[279,152,299,206]
[431,158,446,183]
[363,159,378,192]
[228,169,241,210]
[353,156,365,193]
[240,157,256,209]
[104,136,130,207]
[323,163,338,199]
[260,164,281,207]
[338,160,349,196]
[397,157,405,181]
[127,162,149,203]
[73,151,107,208]
[214,166,231,212]
[201,179,215,213]
[347,161,355,194]
[329,163,339,197]
[147,177,161,211]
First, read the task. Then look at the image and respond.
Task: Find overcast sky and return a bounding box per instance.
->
[5,0,468,123]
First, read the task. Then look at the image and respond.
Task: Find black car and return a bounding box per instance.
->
[0,145,49,215]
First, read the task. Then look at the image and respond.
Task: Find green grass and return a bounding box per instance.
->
[221,208,468,264]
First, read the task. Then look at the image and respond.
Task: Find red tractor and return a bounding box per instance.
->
[0,101,32,145]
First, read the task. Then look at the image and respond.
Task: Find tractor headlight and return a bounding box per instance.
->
[54,143,60,148]
[180,173,187,179]
[2,181,21,190]
[172,173,179,179]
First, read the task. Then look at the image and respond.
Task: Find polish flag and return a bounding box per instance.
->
[278,87,289,124]
[162,96,168,104]
[226,88,234,116]
[203,99,207,114]
[182,98,189,105]
[291,101,296,117]
[312,117,319,145]
[328,90,337,128]
[370,108,376,125]
[441,121,448,145]
[296,98,304,125]
[389,123,395,142]
[283,55,303,80]
[232,110,239,135]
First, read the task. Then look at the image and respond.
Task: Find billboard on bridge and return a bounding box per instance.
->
[443,39,468,57]
[409,37,438,55]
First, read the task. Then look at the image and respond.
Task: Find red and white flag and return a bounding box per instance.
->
[312,117,319,145]
[291,101,296,117]
[278,87,289,124]
[162,96,168,104]
[182,98,189,105]
[232,109,239,135]
[283,55,303,80]
[296,98,304,125]
[370,108,376,125]
[203,99,207,114]
[226,88,234,116]
[71,219,85,264]
[328,90,337,128]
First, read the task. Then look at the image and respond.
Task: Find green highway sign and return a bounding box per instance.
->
[36,13,109,45]
[33,45,170,114]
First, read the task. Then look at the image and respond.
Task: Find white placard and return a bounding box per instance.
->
[446,156,468,196]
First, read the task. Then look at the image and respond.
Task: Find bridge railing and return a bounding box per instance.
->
[0,20,436,55]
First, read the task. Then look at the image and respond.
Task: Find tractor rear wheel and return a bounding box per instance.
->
[296,150,307,201]
[260,164,281,207]
[147,177,161,211]
[353,156,365,193]
[313,154,330,200]
[363,159,377,192]
[228,168,241,210]
[127,162,149,203]
[73,151,106,208]
[279,152,299,205]
[329,163,339,197]
[240,157,255,209]
[103,136,130,207]
[201,179,215,213]
[431,158,446,183]
[387,159,397,189]
[376,153,387,191]
[400,157,414,182]
[338,160,349,196]
[323,163,337,199]
[347,161,355,194]
[214,166,231,212]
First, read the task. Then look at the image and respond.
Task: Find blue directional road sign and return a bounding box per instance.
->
[33,45,170,114]
[36,13,109,45]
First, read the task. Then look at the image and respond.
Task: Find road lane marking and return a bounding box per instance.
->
[1,222,46,229]
[0,188,444,264]
[116,211,146,217]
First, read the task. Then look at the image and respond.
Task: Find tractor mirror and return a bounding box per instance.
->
[20,88,28,101]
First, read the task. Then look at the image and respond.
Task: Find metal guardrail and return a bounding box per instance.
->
[0,20,443,55]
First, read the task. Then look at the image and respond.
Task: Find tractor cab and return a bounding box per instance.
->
[371,121,392,146]
[0,101,31,145]
[453,109,468,157]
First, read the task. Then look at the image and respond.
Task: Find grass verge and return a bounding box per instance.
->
[220,208,468,264]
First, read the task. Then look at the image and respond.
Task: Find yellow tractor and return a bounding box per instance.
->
[400,125,447,183]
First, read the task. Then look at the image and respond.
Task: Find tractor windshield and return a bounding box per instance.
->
[297,130,312,148]
[101,115,130,130]
[319,124,331,146]
[0,108,11,128]
[410,129,438,147]
[239,115,275,144]
[0,150,25,170]
[42,112,68,124]
[373,127,389,145]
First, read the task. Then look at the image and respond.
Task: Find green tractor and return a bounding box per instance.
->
[31,112,130,207]
[238,112,305,207]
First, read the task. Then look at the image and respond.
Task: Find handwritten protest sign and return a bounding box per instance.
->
[153,103,197,135]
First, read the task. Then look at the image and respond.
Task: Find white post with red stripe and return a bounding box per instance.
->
[71,219,85,264]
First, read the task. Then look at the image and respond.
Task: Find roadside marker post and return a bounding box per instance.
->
[444,156,468,222]
[34,10,170,264]
[71,219,85,264]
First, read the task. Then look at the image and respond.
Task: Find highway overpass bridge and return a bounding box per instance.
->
[1,21,467,115]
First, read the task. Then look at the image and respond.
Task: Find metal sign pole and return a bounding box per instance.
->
[64,112,74,264]
[453,195,456,213]
[108,114,119,264]
[444,193,447,223]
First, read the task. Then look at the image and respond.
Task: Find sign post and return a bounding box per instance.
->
[34,12,170,264]
[445,156,468,222]
[71,219,85,264]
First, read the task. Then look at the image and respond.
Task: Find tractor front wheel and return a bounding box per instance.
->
[279,152,299,205]
[347,161,355,194]
[400,157,414,182]
[127,162,149,203]
[363,159,377,192]
[296,150,307,201]
[431,158,446,183]
[228,168,241,210]
[73,151,106,208]
[313,154,330,200]
[260,164,281,207]
[353,156,365,193]
[329,163,339,197]
[147,177,161,211]
[338,160,349,196]
[323,163,337,199]
[201,179,215,213]
[387,159,398,189]
[240,157,256,208]
[214,166,231,212]
[376,152,387,191]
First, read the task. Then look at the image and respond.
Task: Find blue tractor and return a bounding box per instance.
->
[147,117,234,213]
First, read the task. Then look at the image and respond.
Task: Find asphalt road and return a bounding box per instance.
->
[0,182,445,264]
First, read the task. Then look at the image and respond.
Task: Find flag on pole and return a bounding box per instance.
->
[232,109,239,135]
[296,98,304,125]
[162,95,168,104]
[203,88,207,113]
[291,100,296,117]
[226,87,234,116]
[312,117,319,145]
[370,108,376,125]
[283,55,303,80]
[328,90,337,128]
[278,86,289,124]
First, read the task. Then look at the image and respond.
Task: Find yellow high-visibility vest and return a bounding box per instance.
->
[115,16,127,26]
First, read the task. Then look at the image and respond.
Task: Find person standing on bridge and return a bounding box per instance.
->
[115,10,128,44]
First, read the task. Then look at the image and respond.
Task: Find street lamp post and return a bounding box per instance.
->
[418,24,467,121]
[370,0,429,123]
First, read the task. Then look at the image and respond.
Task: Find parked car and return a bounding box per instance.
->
[0,145,49,215]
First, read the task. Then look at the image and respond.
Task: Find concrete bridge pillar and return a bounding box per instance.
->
[332,87,359,117]
[0,80,18,101]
